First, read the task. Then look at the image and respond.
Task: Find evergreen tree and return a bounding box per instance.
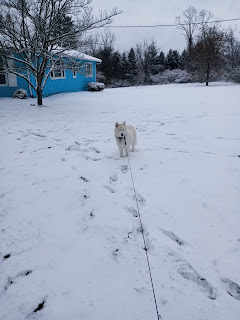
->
[166,49,174,70]
[52,14,78,48]
[112,51,122,79]
[128,48,137,82]
[159,51,166,66]
[97,47,114,82]
[148,41,159,74]
[128,48,137,72]
[172,50,181,69]
[121,52,130,80]
[181,49,187,69]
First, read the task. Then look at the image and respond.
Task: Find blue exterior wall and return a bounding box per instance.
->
[0,58,97,98]
[41,60,97,97]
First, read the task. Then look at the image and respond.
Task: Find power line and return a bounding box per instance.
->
[105,17,240,28]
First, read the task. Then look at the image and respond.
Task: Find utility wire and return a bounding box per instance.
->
[105,17,240,28]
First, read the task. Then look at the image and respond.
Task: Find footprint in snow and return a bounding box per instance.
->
[221,278,240,300]
[134,193,145,205]
[109,173,118,185]
[112,249,120,259]
[90,147,101,154]
[104,186,115,193]
[125,206,138,217]
[82,191,90,200]
[177,259,216,300]
[159,228,188,246]
[79,176,89,183]
[119,165,128,174]
[4,270,32,291]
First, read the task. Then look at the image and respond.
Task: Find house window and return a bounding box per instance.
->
[0,57,7,86]
[73,70,77,78]
[51,60,65,79]
[85,62,93,77]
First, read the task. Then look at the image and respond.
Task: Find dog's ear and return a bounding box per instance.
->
[123,121,126,126]
[115,122,119,127]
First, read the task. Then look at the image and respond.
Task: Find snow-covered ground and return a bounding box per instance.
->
[0,83,240,320]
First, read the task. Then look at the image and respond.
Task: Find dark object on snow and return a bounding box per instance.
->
[3,253,11,260]
[88,82,105,91]
[13,88,28,99]
[34,300,45,312]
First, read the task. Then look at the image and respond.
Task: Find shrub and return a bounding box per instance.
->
[88,82,105,91]
[13,88,28,99]
[228,67,240,83]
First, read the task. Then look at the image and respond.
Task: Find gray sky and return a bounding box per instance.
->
[93,0,240,53]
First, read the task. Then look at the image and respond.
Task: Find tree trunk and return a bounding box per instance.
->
[37,85,43,106]
[206,64,210,86]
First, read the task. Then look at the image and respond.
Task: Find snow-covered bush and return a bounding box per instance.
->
[88,82,105,91]
[228,67,240,83]
[13,88,28,99]
[150,69,192,84]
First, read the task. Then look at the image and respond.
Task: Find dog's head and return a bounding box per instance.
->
[114,121,126,138]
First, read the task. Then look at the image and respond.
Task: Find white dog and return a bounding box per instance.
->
[114,121,137,157]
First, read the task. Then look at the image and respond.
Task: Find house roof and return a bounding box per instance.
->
[61,49,102,63]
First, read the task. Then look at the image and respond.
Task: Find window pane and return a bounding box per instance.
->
[0,57,4,69]
[54,70,62,77]
[0,58,6,84]
[0,74,6,84]
[86,63,93,77]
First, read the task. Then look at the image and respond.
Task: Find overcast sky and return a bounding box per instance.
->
[92,0,240,53]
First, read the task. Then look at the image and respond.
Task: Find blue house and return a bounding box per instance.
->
[0,49,102,98]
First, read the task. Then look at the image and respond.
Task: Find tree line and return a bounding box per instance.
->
[88,6,240,87]
[0,2,240,105]
[87,34,187,86]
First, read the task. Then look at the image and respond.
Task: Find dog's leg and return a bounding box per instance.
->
[118,146,123,157]
[126,145,130,156]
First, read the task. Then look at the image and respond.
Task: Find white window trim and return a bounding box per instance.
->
[85,62,93,77]
[73,69,77,78]
[50,60,66,80]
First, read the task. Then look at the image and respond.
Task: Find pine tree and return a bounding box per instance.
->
[52,14,78,48]
[128,48,137,82]
[112,51,122,79]
[148,41,159,74]
[172,50,181,69]
[128,48,137,71]
[181,49,187,69]
[166,49,174,70]
[121,52,130,80]
[159,51,166,66]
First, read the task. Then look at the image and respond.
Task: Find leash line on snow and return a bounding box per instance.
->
[124,137,161,320]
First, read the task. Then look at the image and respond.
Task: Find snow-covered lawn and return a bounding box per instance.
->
[0,83,240,320]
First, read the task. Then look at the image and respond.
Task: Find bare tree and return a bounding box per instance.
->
[85,29,116,57]
[175,6,212,56]
[191,25,226,85]
[225,27,240,69]
[175,6,199,56]
[0,0,120,105]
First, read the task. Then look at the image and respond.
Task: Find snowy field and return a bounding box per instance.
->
[0,83,240,320]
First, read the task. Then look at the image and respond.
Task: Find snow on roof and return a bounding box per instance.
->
[61,49,102,63]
